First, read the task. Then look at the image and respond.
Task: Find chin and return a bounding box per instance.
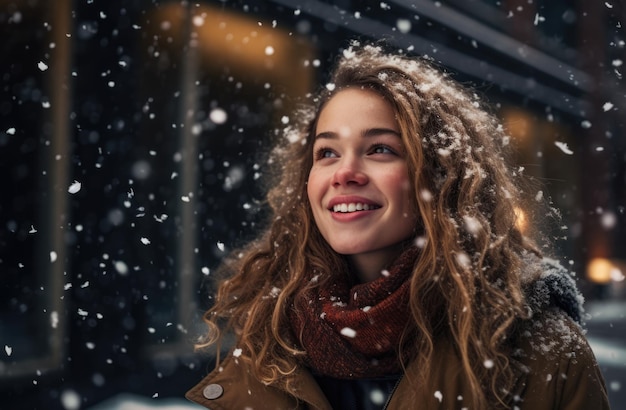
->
[331,244,373,256]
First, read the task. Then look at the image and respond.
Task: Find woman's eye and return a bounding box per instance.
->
[370,144,395,155]
[315,147,337,159]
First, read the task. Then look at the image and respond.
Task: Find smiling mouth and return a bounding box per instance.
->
[331,202,381,213]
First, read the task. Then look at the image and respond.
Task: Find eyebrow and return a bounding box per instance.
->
[314,127,401,140]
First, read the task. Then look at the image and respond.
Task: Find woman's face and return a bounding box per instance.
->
[307,88,417,278]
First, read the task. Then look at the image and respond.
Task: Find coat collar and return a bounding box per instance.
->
[291,365,333,410]
[186,341,530,410]
[185,354,332,410]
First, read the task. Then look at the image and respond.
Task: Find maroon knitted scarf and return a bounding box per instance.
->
[289,246,419,379]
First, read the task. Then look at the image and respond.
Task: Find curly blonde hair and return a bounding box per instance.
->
[197,42,542,408]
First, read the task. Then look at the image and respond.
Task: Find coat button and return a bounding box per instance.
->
[202,383,224,400]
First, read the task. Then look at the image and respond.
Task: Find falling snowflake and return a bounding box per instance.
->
[611,270,625,282]
[60,390,81,410]
[68,180,82,194]
[140,237,151,245]
[601,211,617,229]
[340,327,357,338]
[209,108,228,124]
[554,141,574,155]
[415,236,427,248]
[269,286,281,298]
[420,189,433,202]
[370,389,385,405]
[396,19,411,33]
[455,252,471,269]
[114,260,129,275]
[50,311,59,328]
[193,16,205,27]
[535,190,544,202]
[434,391,443,402]
[533,13,545,25]
[38,61,48,71]
[463,215,481,235]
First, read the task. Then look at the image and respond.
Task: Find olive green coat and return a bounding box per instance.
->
[186,309,609,409]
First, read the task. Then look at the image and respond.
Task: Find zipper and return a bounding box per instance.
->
[382,375,403,410]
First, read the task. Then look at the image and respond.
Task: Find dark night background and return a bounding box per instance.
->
[1,1,625,408]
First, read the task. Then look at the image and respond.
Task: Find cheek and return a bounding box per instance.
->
[387,170,413,206]
[306,173,326,228]
[402,180,414,207]
[306,171,320,204]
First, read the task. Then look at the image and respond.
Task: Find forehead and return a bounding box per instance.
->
[315,88,398,133]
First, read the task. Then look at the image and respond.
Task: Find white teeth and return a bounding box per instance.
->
[332,203,376,213]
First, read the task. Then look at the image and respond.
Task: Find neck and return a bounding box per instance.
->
[350,246,404,283]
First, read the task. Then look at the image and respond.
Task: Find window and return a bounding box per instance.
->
[1,0,71,380]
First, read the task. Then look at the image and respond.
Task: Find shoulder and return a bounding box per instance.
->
[513,254,610,408]
[511,309,610,409]
[513,308,593,364]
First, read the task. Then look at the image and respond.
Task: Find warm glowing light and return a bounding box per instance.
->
[587,258,624,284]
[146,4,314,99]
[503,109,532,142]
[513,206,527,233]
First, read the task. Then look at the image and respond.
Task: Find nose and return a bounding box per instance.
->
[331,157,368,187]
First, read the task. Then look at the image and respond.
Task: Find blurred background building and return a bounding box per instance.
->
[1,0,624,408]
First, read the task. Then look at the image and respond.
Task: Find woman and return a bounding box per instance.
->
[186,43,609,409]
